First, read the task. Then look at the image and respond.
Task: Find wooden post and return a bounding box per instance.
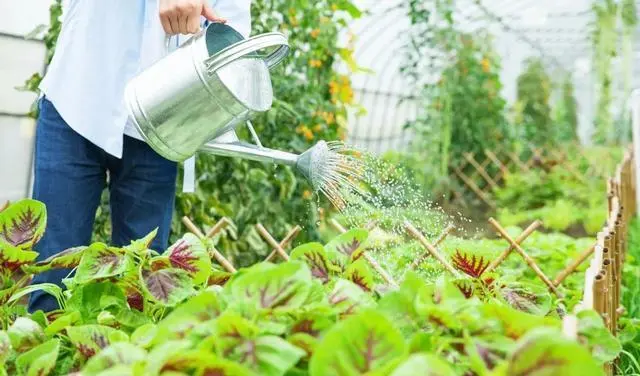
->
[264,226,301,262]
[485,220,542,274]
[594,272,606,321]
[409,224,455,270]
[255,224,290,261]
[488,218,563,297]
[404,221,460,278]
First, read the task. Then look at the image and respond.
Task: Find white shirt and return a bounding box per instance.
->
[40,0,251,158]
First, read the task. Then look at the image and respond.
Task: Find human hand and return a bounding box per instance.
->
[159,0,226,35]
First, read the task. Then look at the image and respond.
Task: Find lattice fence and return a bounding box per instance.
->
[448,144,620,208]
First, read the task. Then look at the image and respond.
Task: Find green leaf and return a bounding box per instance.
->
[194,356,254,376]
[8,317,45,352]
[144,340,192,375]
[125,229,158,254]
[139,264,195,307]
[0,199,46,249]
[290,243,331,283]
[164,233,212,284]
[227,261,313,311]
[344,259,374,292]
[45,310,81,336]
[506,327,603,376]
[82,342,146,375]
[75,243,133,284]
[327,278,375,317]
[67,325,125,358]
[576,310,621,364]
[480,303,559,339]
[0,331,11,366]
[66,282,127,323]
[324,229,368,271]
[499,282,552,316]
[310,309,406,376]
[8,283,63,306]
[15,339,59,376]
[153,290,223,343]
[131,324,157,348]
[335,0,363,18]
[377,272,429,334]
[28,246,87,273]
[214,311,305,376]
[390,353,456,376]
[0,242,38,272]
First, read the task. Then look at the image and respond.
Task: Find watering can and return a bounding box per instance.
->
[124,23,328,185]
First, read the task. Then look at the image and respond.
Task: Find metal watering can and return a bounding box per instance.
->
[124,23,330,185]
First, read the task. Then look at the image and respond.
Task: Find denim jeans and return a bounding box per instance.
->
[28,97,177,313]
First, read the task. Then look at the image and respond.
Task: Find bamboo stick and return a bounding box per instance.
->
[181,216,236,273]
[488,218,562,297]
[409,224,455,270]
[553,244,596,286]
[404,221,460,277]
[255,224,290,261]
[264,226,301,262]
[205,217,231,238]
[463,153,498,189]
[329,219,398,288]
[0,201,9,212]
[603,258,613,331]
[453,167,496,208]
[485,220,542,274]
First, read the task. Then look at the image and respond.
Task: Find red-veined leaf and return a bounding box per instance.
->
[140,265,194,307]
[290,243,331,283]
[164,233,211,284]
[0,199,46,249]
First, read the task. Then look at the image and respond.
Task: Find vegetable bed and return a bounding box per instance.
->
[0,198,636,376]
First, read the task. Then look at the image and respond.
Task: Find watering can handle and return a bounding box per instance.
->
[205,32,289,73]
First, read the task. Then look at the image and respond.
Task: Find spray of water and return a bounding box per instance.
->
[306,142,474,282]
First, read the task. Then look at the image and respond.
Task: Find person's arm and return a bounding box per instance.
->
[159,0,226,35]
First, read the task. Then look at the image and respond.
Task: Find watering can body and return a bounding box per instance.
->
[124,24,289,162]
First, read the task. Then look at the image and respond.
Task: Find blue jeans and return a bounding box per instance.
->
[28,97,177,313]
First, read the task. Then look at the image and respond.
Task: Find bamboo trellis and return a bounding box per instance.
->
[449,144,620,208]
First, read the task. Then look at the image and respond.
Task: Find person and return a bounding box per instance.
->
[29,0,251,313]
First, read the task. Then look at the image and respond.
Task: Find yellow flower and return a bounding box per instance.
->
[313,124,323,132]
[481,57,490,73]
[329,81,338,95]
[296,124,308,134]
[303,129,314,141]
[310,29,321,39]
[331,4,338,11]
[310,59,323,68]
[303,190,313,200]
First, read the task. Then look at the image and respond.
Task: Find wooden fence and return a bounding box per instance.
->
[449,144,620,208]
[578,148,636,375]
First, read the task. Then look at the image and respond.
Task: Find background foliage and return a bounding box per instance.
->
[514,57,552,146]
[403,0,510,194]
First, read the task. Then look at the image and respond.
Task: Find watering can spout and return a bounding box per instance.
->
[201,131,328,187]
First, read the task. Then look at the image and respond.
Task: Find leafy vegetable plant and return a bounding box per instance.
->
[0,200,623,375]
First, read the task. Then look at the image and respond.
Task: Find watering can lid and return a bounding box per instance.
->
[205,23,274,112]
